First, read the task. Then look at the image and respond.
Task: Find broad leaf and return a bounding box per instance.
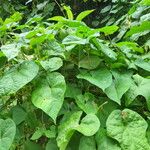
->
[75,93,98,114]
[104,71,132,104]
[134,59,150,72]
[31,72,66,122]
[57,112,100,150]
[125,74,150,109]
[0,119,16,150]
[40,57,63,71]
[77,68,112,91]
[75,114,100,136]
[57,111,82,150]
[0,61,39,96]
[106,109,150,150]
[1,43,20,60]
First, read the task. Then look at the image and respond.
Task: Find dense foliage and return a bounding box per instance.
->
[0,0,150,149]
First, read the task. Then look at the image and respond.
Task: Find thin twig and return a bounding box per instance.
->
[54,0,66,17]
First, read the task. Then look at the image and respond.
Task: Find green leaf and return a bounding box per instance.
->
[0,61,39,96]
[31,128,43,140]
[106,109,150,150]
[40,57,63,71]
[62,35,87,45]
[78,55,101,69]
[75,93,98,114]
[97,25,119,35]
[57,112,100,150]
[116,42,144,53]
[125,74,150,109]
[31,72,66,122]
[1,43,20,60]
[24,140,42,150]
[140,0,150,6]
[79,136,96,150]
[63,6,73,20]
[65,84,82,99]
[104,71,132,104]
[12,106,27,125]
[0,119,16,150]
[75,114,100,136]
[76,10,95,21]
[57,111,82,150]
[91,38,117,60]
[134,59,150,72]
[96,128,121,150]
[48,16,65,21]
[125,21,150,37]
[46,139,58,150]
[77,68,112,91]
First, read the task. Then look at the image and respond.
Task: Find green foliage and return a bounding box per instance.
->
[0,0,150,149]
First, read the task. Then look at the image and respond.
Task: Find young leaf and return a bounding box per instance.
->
[106,109,150,149]
[48,16,65,21]
[125,21,150,37]
[31,72,66,122]
[0,61,39,96]
[63,6,73,20]
[76,10,95,21]
[0,119,16,150]
[97,25,119,35]
[77,68,112,91]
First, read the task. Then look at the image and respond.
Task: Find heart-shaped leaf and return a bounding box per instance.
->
[0,119,16,150]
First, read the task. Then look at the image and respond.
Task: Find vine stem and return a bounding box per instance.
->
[54,0,66,17]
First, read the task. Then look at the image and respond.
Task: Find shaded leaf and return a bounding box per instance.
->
[78,55,101,69]
[79,136,96,150]
[96,128,121,150]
